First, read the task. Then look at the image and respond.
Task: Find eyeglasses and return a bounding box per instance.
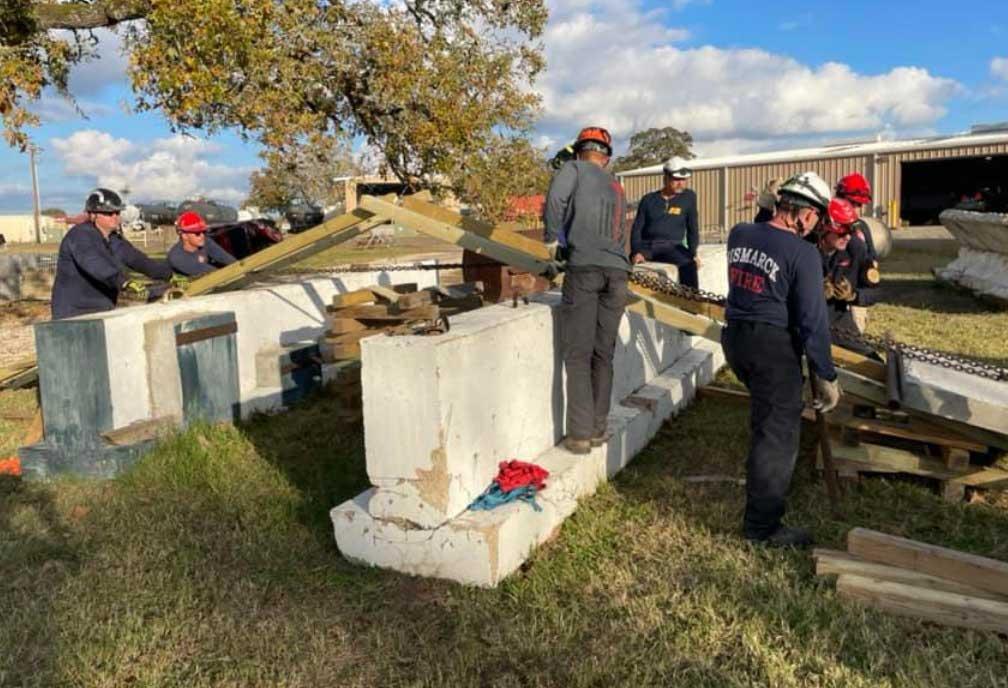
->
[97,211,121,216]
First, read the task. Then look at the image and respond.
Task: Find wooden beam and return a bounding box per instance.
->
[625,286,723,342]
[359,196,553,275]
[847,528,1008,598]
[399,195,552,260]
[836,573,1008,634]
[813,548,1008,601]
[184,210,386,296]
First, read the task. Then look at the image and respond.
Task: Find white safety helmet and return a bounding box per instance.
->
[778,171,831,212]
[662,156,692,179]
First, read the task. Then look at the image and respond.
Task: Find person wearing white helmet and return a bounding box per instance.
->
[721,171,840,549]
[629,156,701,288]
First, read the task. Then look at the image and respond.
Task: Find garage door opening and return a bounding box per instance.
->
[901,154,1008,224]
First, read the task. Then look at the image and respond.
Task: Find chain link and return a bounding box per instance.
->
[628,267,1008,382]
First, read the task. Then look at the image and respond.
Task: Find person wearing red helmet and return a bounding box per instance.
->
[818,198,880,355]
[167,211,237,277]
[544,125,631,455]
[834,173,880,332]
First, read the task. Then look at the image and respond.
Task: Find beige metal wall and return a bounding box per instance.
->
[621,140,1008,236]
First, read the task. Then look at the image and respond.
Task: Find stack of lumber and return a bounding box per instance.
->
[815,528,1008,634]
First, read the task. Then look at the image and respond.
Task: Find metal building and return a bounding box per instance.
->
[617,128,1008,240]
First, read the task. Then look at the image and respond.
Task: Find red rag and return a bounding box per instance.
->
[494,459,549,492]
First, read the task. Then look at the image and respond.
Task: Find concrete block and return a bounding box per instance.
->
[331,340,724,587]
[937,210,1008,302]
[637,244,728,296]
[361,293,694,529]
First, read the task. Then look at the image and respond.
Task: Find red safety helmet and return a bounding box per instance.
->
[835,173,872,205]
[573,126,613,156]
[175,211,208,233]
[824,198,857,235]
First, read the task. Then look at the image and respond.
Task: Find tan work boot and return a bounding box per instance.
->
[563,437,591,454]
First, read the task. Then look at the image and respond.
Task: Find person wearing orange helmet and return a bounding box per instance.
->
[818,198,880,354]
[544,125,631,455]
[167,211,237,277]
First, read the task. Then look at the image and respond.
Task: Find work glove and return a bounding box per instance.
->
[823,277,836,300]
[543,241,566,279]
[120,278,149,302]
[833,276,857,302]
[169,273,191,291]
[812,376,841,414]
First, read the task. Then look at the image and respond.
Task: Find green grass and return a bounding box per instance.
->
[2,239,1007,686]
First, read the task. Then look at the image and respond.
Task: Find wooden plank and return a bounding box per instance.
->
[813,548,1008,601]
[102,417,176,446]
[325,304,440,321]
[23,410,43,446]
[332,289,378,307]
[320,330,384,347]
[625,286,724,342]
[397,289,434,309]
[698,385,750,404]
[175,322,237,346]
[320,340,362,361]
[368,285,401,304]
[360,196,553,275]
[830,442,964,481]
[399,195,552,260]
[942,447,972,470]
[846,417,985,454]
[185,210,387,295]
[325,318,369,335]
[836,573,1008,634]
[847,527,1008,598]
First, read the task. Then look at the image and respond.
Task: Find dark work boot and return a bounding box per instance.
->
[563,437,591,454]
[590,431,610,447]
[749,526,814,549]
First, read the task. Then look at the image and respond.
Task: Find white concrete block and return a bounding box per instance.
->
[361,292,694,530]
[637,244,728,297]
[332,341,723,587]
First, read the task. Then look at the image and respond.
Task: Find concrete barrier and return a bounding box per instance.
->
[937,210,1008,302]
[638,244,727,296]
[19,268,438,478]
[331,292,725,585]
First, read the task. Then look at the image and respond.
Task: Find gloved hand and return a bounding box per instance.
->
[120,278,149,302]
[823,277,836,300]
[833,276,857,302]
[543,241,566,279]
[169,273,191,290]
[812,376,841,413]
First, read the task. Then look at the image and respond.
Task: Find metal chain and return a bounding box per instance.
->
[628,268,1008,382]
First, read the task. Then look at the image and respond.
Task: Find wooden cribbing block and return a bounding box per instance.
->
[846,417,985,453]
[397,289,435,309]
[320,340,362,360]
[847,528,1008,598]
[332,288,379,307]
[102,417,176,446]
[813,549,1008,602]
[836,574,1008,634]
[368,286,401,304]
[941,447,971,471]
[326,317,369,335]
[325,304,440,320]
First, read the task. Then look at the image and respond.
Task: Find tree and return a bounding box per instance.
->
[612,127,695,173]
[2,0,548,210]
[452,137,551,223]
[40,207,66,217]
[246,140,362,212]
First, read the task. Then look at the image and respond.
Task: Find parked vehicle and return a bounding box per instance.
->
[207,218,283,259]
[283,198,324,233]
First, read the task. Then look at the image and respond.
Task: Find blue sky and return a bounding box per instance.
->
[2,0,1007,213]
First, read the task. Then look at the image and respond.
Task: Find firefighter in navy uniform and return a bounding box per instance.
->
[168,211,237,277]
[721,171,841,548]
[544,126,631,455]
[834,173,878,332]
[630,157,701,288]
[818,197,881,356]
[51,188,173,320]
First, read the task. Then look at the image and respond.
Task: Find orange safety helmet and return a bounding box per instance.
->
[175,211,208,233]
[573,126,613,156]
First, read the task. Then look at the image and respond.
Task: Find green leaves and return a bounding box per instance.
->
[612,126,696,173]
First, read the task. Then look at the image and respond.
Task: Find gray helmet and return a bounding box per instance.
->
[85,188,125,214]
[777,172,831,212]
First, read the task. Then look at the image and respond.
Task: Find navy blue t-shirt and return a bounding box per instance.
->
[725,222,836,381]
[168,237,237,277]
[630,188,699,260]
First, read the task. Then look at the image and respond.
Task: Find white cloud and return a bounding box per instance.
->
[538,0,960,159]
[991,57,1008,81]
[50,130,252,206]
[53,28,132,97]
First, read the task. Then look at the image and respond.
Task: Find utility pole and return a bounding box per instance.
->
[29,145,42,243]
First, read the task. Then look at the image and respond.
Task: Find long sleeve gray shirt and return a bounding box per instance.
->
[544,160,631,271]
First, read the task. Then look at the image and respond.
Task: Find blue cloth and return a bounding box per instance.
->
[630,188,699,260]
[725,221,836,382]
[469,484,542,512]
[51,222,170,320]
[821,238,879,316]
[168,237,237,276]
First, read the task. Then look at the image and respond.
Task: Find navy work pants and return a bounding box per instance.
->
[561,266,628,441]
[721,320,805,539]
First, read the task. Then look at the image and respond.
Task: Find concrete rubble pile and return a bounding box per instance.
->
[936,209,1008,303]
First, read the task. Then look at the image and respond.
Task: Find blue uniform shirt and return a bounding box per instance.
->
[725,222,836,381]
[630,188,699,261]
[167,237,237,276]
[822,238,878,320]
[51,222,172,320]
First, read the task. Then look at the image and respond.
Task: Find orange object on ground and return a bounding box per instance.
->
[0,455,21,476]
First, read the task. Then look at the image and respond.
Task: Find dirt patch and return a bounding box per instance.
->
[0,301,49,368]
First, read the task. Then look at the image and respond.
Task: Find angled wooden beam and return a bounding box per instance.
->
[184,209,386,296]
[359,196,553,275]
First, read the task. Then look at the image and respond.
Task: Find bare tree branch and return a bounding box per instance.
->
[31,0,149,32]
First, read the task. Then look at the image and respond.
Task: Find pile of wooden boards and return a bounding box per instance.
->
[815,528,1008,634]
[697,385,1008,503]
[318,282,484,424]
